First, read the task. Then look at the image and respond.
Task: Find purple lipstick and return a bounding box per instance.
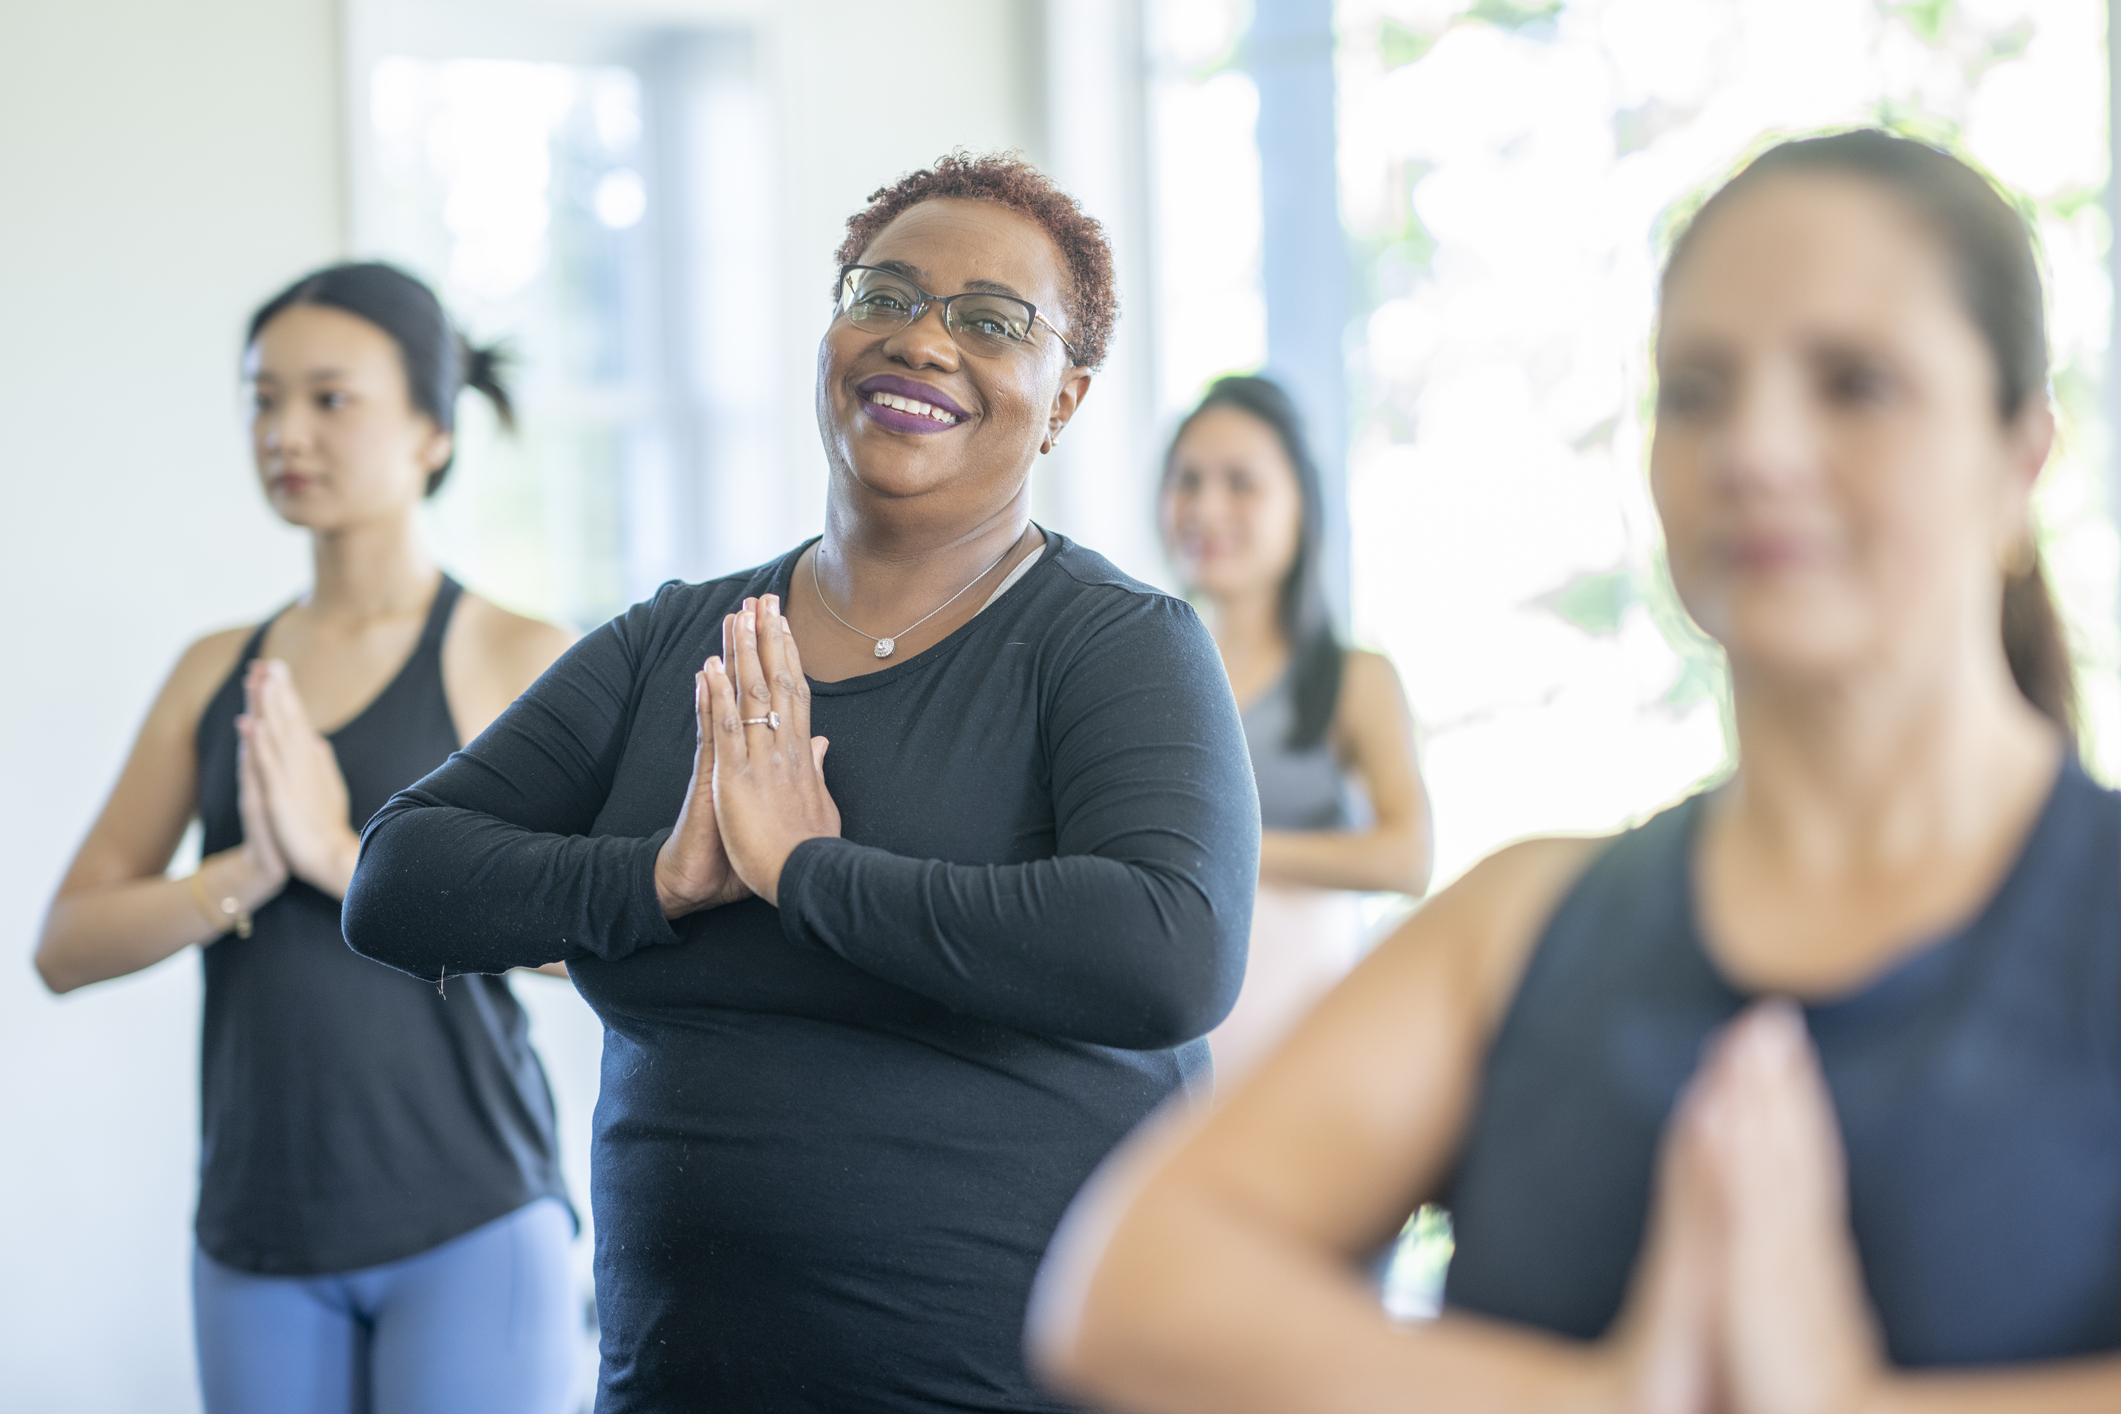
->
[856,375,969,436]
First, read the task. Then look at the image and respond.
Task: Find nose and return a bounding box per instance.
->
[878,302,962,371]
[258,398,311,459]
[1714,362,1817,497]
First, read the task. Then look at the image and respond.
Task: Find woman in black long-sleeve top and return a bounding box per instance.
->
[344,152,1259,1411]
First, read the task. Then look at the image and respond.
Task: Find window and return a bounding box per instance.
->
[347,2,779,629]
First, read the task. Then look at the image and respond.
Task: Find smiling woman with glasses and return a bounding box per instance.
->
[341,152,1258,1412]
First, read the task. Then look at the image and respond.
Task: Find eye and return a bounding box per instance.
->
[317,390,350,411]
[1820,357,1895,408]
[250,389,275,413]
[1656,367,1723,419]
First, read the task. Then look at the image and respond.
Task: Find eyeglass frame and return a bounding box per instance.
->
[835,264,1081,365]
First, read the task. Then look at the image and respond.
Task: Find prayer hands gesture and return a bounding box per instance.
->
[1598,1001,1885,1414]
[655,595,839,918]
[236,659,363,900]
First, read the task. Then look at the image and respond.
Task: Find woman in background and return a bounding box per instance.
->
[1039,131,2121,1411]
[1162,375,1431,1079]
[36,263,579,1414]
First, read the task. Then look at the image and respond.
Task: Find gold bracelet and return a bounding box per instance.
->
[187,866,253,940]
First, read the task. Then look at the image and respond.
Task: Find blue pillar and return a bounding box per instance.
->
[1251,0,1351,622]
[2109,0,2121,632]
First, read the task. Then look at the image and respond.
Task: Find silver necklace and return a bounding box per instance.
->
[810,534,1023,659]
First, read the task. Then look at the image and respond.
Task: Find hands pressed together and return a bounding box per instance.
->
[1598,1001,1885,1414]
[203,659,364,920]
[655,595,841,918]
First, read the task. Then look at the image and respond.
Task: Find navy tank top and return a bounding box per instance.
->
[1241,668,1370,832]
[193,576,569,1275]
[1445,758,2121,1366]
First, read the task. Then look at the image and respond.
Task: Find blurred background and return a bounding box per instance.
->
[0,0,2114,1407]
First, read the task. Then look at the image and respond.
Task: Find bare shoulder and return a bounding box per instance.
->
[155,625,254,732]
[448,591,577,697]
[1339,647,1404,699]
[1368,833,1611,1028]
[1333,648,1411,732]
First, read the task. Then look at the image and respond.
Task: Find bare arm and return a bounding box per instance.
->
[35,631,287,994]
[1258,650,1432,895]
[1033,836,1620,1414]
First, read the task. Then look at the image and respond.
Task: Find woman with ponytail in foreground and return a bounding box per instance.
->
[1035,130,2121,1412]
[35,263,580,1414]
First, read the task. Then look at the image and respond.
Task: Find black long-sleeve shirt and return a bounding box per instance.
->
[344,533,1258,1412]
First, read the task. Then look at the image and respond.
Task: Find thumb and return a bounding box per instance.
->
[811,736,830,771]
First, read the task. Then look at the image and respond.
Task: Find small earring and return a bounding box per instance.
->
[2002,532,2038,580]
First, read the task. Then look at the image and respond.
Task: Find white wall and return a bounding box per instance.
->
[0,2,1146,1410]
[0,1,341,1408]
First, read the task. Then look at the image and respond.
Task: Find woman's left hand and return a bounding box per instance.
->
[703,594,839,905]
[242,659,363,899]
[1691,1002,1888,1414]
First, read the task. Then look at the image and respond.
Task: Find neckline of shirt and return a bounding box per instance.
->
[781,528,1058,695]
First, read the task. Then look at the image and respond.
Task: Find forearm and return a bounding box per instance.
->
[346,797,678,977]
[1868,1360,2121,1414]
[299,831,361,901]
[36,850,267,994]
[1260,827,1429,894]
[1060,1192,1607,1414]
[778,840,1248,1048]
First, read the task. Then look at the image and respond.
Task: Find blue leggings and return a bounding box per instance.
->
[192,1198,579,1414]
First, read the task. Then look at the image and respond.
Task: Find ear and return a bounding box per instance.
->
[1040,371,1094,455]
[421,427,455,475]
[1999,397,2055,543]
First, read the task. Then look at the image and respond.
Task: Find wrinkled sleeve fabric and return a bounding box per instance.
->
[775,592,1259,1051]
[343,593,681,980]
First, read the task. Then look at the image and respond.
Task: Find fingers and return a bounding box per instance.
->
[811,736,829,772]
[726,601,778,743]
[754,595,813,740]
[234,718,284,869]
[703,648,747,762]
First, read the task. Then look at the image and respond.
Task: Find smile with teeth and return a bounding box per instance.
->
[868,391,963,424]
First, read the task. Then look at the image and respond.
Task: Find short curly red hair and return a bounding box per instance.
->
[833,151,1117,369]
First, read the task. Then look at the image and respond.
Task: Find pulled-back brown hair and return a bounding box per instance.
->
[1663,129,2074,739]
[834,151,1117,370]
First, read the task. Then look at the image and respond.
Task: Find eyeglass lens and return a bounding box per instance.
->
[840,270,1036,356]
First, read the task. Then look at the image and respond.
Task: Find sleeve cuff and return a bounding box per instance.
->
[774,835,848,949]
[628,828,683,950]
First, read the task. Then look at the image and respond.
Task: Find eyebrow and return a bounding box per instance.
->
[870,260,1031,303]
[250,368,352,384]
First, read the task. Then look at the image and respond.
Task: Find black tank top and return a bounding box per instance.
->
[193,576,569,1275]
[1445,758,2121,1366]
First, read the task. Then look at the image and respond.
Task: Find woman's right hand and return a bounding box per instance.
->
[1593,1076,1723,1414]
[209,723,291,913]
[654,660,752,918]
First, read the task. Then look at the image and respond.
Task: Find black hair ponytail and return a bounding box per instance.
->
[1167,375,1345,750]
[246,261,516,496]
[458,337,517,435]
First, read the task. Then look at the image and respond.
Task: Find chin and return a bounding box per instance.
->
[1716,600,1880,691]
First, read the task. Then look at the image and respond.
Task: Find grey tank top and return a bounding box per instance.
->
[1240,667,1369,832]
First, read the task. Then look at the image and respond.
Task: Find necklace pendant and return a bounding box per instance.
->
[874,637,895,658]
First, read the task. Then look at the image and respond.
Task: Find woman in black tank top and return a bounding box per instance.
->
[1038,134,2121,1413]
[36,264,580,1414]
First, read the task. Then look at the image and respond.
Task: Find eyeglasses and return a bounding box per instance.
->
[836,265,1080,364]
